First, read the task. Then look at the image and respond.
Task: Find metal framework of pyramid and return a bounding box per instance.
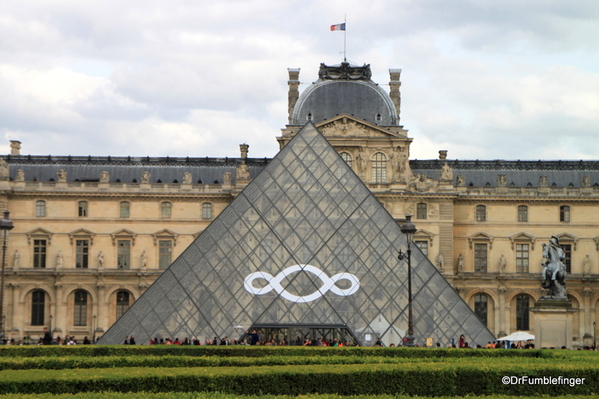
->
[99,123,495,346]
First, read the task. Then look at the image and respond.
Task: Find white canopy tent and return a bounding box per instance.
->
[497,331,535,341]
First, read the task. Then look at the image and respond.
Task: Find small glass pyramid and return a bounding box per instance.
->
[99,123,495,347]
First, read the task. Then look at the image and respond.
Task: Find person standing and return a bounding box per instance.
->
[42,327,53,345]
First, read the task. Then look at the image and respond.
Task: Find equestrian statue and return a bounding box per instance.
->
[541,236,567,299]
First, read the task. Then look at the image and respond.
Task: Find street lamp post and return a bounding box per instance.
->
[92,315,97,343]
[399,214,417,347]
[593,321,596,351]
[0,210,15,341]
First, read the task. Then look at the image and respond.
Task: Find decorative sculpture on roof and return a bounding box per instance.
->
[57,169,67,182]
[223,172,232,184]
[582,176,591,188]
[141,171,151,184]
[16,169,25,182]
[539,176,548,187]
[408,173,438,192]
[236,163,250,180]
[99,171,110,183]
[541,236,567,299]
[0,158,8,181]
[497,174,507,187]
[440,162,453,181]
[318,62,372,81]
[456,175,465,187]
[182,172,192,185]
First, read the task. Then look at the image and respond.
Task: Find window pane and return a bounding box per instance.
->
[120,202,130,218]
[36,201,46,217]
[78,201,88,217]
[371,153,387,183]
[31,290,45,326]
[117,240,130,269]
[560,206,570,222]
[516,244,529,273]
[76,240,89,268]
[202,203,213,220]
[340,152,352,168]
[33,239,47,268]
[476,205,486,222]
[518,205,528,222]
[562,244,572,273]
[116,291,130,319]
[474,294,487,326]
[161,202,172,218]
[415,241,428,256]
[516,294,530,331]
[416,203,427,219]
[159,240,173,269]
[74,291,88,326]
[474,243,487,272]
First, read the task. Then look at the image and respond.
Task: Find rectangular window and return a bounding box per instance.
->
[516,243,529,273]
[560,206,570,222]
[415,241,428,256]
[78,201,88,217]
[33,239,47,268]
[36,201,46,217]
[117,240,130,269]
[76,240,89,268]
[562,244,572,273]
[159,240,173,269]
[416,203,427,220]
[120,202,130,218]
[474,243,487,272]
[518,206,528,222]
[31,291,45,326]
[476,205,486,222]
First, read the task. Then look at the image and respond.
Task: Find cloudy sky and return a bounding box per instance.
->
[1,0,599,160]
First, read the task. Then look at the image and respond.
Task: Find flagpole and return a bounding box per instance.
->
[344,14,347,62]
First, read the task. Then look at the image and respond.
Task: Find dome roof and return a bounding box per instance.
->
[291,63,398,126]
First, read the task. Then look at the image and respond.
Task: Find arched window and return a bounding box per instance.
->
[120,201,130,218]
[518,205,528,222]
[78,201,88,217]
[161,202,172,218]
[36,200,46,217]
[340,152,352,168]
[416,203,427,220]
[31,290,45,326]
[371,152,387,183]
[560,205,570,222]
[476,205,486,222]
[74,291,88,326]
[202,203,213,220]
[474,294,488,326]
[116,291,130,319]
[516,294,531,331]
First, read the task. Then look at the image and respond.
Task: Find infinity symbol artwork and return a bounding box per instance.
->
[244,264,360,303]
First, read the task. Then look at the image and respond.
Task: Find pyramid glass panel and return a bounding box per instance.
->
[99,123,495,347]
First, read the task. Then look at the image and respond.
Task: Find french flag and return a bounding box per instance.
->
[330,23,345,31]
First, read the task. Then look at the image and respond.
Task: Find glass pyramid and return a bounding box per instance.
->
[98,123,495,347]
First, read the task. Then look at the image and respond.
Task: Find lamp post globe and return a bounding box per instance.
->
[399,214,417,347]
[0,210,15,341]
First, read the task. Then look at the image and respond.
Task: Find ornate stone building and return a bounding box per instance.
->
[1,62,598,346]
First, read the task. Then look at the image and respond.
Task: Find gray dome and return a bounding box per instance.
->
[292,79,398,126]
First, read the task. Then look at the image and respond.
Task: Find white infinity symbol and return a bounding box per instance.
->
[244,264,360,303]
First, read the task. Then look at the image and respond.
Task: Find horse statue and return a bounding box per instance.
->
[541,236,567,298]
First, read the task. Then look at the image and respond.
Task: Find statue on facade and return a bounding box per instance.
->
[539,176,548,187]
[182,172,192,184]
[141,171,151,184]
[56,250,64,268]
[456,175,465,187]
[140,250,147,269]
[356,147,368,175]
[457,254,464,272]
[16,169,25,182]
[98,251,104,268]
[582,176,591,188]
[440,162,453,181]
[57,169,67,182]
[498,254,507,274]
[497,174,507,187]
[13,250,20,268]
[223,172,232,184]
[541,236,567,298]
[236,163,250,180]
[99,171,110,183]
[582,254,591,275]
[435,252,444,270]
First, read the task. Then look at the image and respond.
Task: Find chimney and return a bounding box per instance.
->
[239,144,249,160]
[439,150,448,160]
[287,68,300,124]
[10,140,21,156]
[389,69,402,122]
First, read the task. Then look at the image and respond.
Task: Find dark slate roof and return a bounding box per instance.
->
[5,155,268,184]
[292,80,397,126]
[412,159,599,188]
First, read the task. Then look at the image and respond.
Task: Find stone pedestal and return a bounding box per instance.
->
[531,297,575,349]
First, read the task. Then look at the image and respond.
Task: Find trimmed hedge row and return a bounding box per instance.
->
[0,362,597,396]
[0,354,569,371]
[0,346,550,359]
[2,394,599,399]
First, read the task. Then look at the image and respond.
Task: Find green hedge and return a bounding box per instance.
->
[0,363,597,396]
[0,346,551,359]
[2,394,599,399]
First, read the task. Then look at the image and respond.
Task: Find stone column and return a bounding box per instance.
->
[287,68,300,123]
[9,283,20,338]
[53,284,63,335]
[498,288,507,337]
[389,69,402,121]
